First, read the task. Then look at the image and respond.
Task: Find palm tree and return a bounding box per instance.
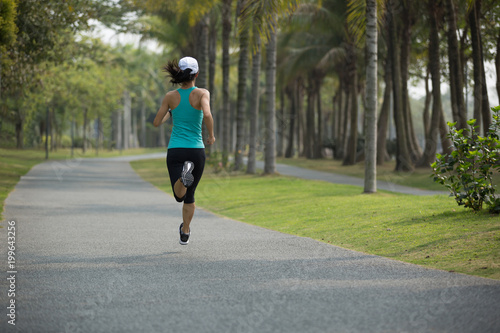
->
[364,0,378,193]
[235,0,250,171]
[264,17,278,174]
[221,0,232,167]
[445,0,467,130]
[387,0,413,171]
[242,0,298,174]
[417,0,450,167]
[247,31,262,174]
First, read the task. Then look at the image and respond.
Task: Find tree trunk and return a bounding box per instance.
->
[469,0,483,134]
[116,110,122,150]
[277,89,286,157]
[123,90,131,150]
[439,109,453,154]
[132,108,138,148]
[417,0,443,168]
[377,57,391,166]
[247,33,261,174]
[334,79,345,160]
[296,78,305,157]
[208,14,217,154]
[343,45,358,166]
[401,0,422,163]
[445,0,466,130]
[305,75,316,159]
[158,124,166,147]
[479,20,491,133]
[388,0,413,171]
[339,84,350,161]
[315,78,324,159]
[140,99,146,147]
[15,119,23,149]
[234,19,249,171]
[364,0,377,193]
[285,82,296,158]
[423,69,432,139]
[264,18,277,174]
[221,0,232,166]
[496,32,500,103]
[196,16,209,89]
[83,108,89,153]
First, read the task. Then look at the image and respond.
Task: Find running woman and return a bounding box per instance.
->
[153,56,215,245]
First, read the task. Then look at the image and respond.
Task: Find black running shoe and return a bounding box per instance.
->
[179,223,190,245]
[181,161,195,187]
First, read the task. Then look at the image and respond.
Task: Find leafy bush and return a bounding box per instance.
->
[432,106,500,213]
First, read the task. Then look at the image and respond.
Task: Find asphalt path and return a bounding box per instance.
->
[1,154,499,333]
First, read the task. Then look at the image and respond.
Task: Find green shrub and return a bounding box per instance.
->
[432,106,500,213]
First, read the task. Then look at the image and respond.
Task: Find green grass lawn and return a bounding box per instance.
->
[276,157,500,192]
[131,158,500,280]
[0,147,165,221]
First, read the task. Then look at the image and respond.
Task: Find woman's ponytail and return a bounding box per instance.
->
[163,59,197,85]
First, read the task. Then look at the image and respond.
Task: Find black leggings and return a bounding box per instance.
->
[166,148,206,204]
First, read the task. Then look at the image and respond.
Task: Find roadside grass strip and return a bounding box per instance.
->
[131,158,500,280]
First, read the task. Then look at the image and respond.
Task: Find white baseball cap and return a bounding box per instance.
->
[179,57,199,74]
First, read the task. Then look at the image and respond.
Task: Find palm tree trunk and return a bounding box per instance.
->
[296,78,305,157]
[277,89,286,157]
[315,77,324,159]
[377,57,391,166]
[339,85,350,161]
[285,81,296,158]
[469,0,483,134]
[305,75,315,159]
[196,16,209,89]
[264,18,277,174]
[343,45,358,166]
[208,13,217,154]
[222,0,232,166]
[334,79,345,160]
[417,0,443,168]
[247,33,261,174]
[401,0,422,163]
[140,99,146,147]
[423,69,432,139]
[83,108,88,154]
[388,0,413,171]
[235,21,249,171]
[445,0,466,130]
[364,0,377,193]
[479,21,491,133]
[123,90,131,150]
[496,32,500,103]
[115,110,122,150]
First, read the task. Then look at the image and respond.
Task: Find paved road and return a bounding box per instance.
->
[1,155,499,333]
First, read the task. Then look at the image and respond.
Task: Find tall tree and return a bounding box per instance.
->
[364,0,377,193]
[387,0,413,171]
[247,32,262,174]
[221,0,232,166]
[235,0,250,171]
[445,0,467,130]
[418,0,448,167]
[264,17,278,174]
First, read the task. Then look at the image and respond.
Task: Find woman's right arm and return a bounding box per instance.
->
[153,94,171,127]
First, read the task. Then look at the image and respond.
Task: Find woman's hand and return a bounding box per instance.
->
[206,136,215,145]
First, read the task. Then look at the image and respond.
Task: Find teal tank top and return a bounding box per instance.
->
[168,87,205,149]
